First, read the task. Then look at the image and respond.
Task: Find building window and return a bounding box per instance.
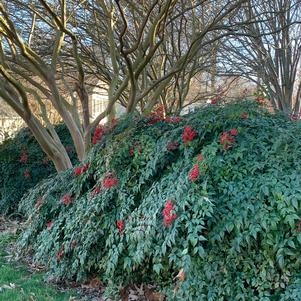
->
[93,98,102,116]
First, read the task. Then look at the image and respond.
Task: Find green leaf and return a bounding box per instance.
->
[153,263,163,275]
[288,240,296,249]
[181,248,189,256]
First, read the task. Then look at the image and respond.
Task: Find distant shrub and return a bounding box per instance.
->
[18,101,301,300]
[0,124,77,215]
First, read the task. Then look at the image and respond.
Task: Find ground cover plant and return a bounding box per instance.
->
[0,125,77,215]
[17,100,301,300]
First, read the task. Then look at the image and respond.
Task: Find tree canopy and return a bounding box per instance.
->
[0,0,300,170]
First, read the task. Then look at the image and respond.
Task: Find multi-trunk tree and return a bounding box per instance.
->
[0,0,248,171]
[220,0,301,115]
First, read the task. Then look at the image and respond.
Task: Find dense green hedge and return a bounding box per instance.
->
[18,101,301,300]
[0,125,77,215]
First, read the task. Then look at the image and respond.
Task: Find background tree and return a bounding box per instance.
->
[220,0,301,114]
[79,0,247,115]
[0,0,86,170]
[0,0,247,171]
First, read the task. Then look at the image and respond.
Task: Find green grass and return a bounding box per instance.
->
[0,232,78,301]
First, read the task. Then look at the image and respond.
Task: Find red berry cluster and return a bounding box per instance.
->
[189,164,200,182]
[20,151,28,164]
[103,173,118,189]
[163,201,177,228]
[56,245,64,262]
[93,119,118,144]
[188,154,203,182]
[47,220,53,230]
[74,163,90,176]
[197,154,203,161]
[74,167,82,176]
[210,95,222,105]
[116,220,125,235]
[61,194,73,205]
[147,105,165,125]
[93,126,106,145]
[23,170,31,179]
[182,126,198,144]
[220,129,238,150]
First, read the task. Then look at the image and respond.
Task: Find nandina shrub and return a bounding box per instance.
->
[17,101,301,300]
[0,124,77,215]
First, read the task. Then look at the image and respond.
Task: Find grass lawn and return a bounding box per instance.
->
[0,231,79,301]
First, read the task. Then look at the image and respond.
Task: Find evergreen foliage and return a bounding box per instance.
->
[18,101,301,300]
